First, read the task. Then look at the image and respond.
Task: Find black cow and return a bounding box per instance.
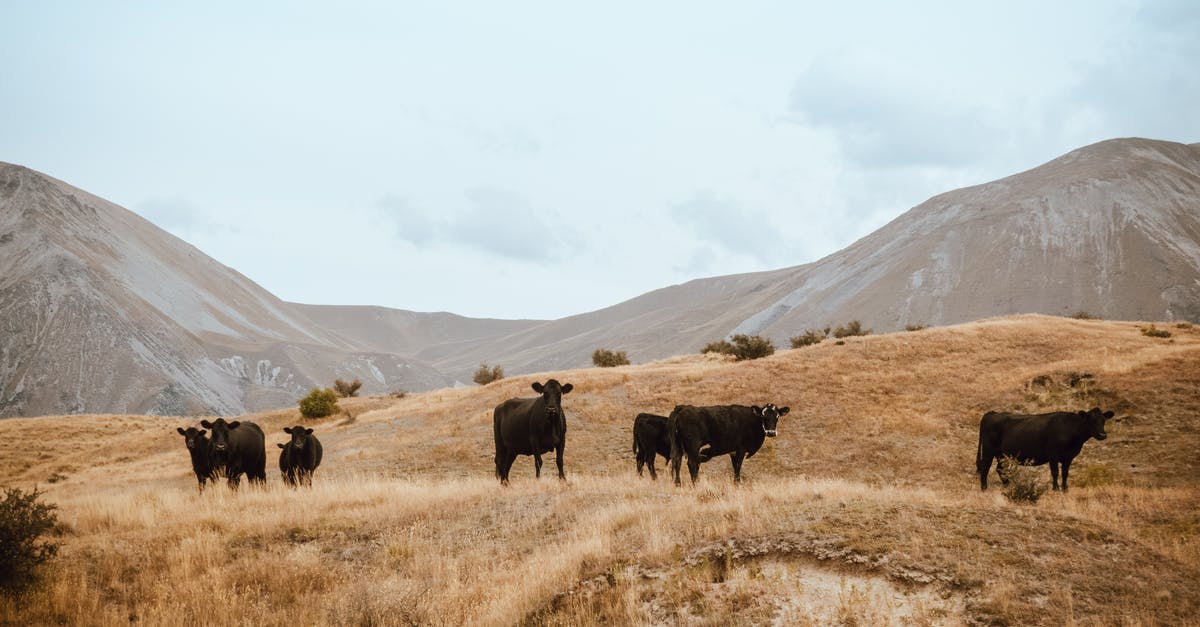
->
[632,413,672,479]
[493,379,574,485]
[669,403,790,485]
[199,418,267,488]
[176,426,214,491]
[277,425,323,487]
[976,407,1115,492]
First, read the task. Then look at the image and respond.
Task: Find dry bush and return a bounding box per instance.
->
[0,486,58,592]
[833,320,872,338]
[473,363,505,385]
[789,329,828,348]
[333,378,363,398]
[1141,324,1171,338]
[998,457,1048,504]
[904,323,927,332]
[702,335,775,360]
[592,348,630,368]
[1071,311,1097,320]
[298,388,340,418]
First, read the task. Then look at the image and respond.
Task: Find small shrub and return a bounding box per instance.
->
[729,334,775,360]
[701,340,735,356]
[999,457,1048,504]
[789,329,828,348]
[473,363,504,385]
[0,486,59,592]
[1071,311,1096,320]
[904,324,927,332]
[1141,324,1171,338]
[832,320,872,338]
[333,378,363,398]
[701,335,775,360]
[389,390,408,399]
[592,348,630,367]
[298,387,340,418]
[1175,322,1193,330]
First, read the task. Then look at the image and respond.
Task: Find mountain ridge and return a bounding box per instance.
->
[2,137,1199,416]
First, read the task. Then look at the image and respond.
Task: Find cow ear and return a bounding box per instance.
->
[561,383,573,394]
[199,429,206,436]
[228,420,241,429]
[305,428,314,434]
[283,427,293,434]
[277,443,285,448]
[177,427,187,435]
[1104,411,1115,419]
[752,405,762,415]
[778,406,790,416]
[531,382,545,393]
[200,420,213,428]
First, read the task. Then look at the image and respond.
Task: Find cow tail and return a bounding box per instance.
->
[632,429,639,456]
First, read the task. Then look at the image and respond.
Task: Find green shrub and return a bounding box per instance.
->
[592,348,630,367]
[1141,324,1171,338]
[0,486,59,592]
[473,363,504,385]
[333,378,363,398]
[789,329,828,348]
[998,457,1048,504]
[832,320,871,338]
[701,335,775,360]
[298,387,340,418]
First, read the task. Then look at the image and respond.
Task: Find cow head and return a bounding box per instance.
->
[531,379,573,420]
[282,426,314,450]
[1080,407,1115,440]
[200,418,241,458]
[752,404,790,437]
[176,426,208,451]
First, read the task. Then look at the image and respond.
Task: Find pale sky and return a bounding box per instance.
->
[2,1,1197,319]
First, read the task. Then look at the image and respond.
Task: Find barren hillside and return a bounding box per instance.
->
[2,316,1198,625]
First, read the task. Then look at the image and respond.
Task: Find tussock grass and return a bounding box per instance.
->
[2,315,1199,625]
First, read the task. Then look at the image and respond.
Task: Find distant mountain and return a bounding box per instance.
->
[0,164,453,417]
[335,137,1199,380]
[3,137,1198,416]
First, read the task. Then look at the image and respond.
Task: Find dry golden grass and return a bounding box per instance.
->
[2,315,1199,625]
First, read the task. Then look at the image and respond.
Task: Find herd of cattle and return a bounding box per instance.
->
[176,379,1117,493]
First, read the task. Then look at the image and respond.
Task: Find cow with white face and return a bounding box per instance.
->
[668,403,791,485]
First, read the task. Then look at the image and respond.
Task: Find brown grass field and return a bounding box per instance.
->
[1,315,1198,626]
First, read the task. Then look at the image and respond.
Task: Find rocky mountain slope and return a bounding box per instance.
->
[0,164,452,417]
[2,137,1197,416]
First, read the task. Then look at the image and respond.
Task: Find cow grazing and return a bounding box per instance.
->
[176,426,214,491]
[632,413,672,479]
[277,426,323,487]
[976,407,1115,492]
[493,379,574,485]
[669,403,790,486]
[199,418,267,488]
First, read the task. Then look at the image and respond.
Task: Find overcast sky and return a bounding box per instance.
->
[2,1,1198,319]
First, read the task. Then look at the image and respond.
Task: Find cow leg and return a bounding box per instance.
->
[555,445,565,480]
[1061,460,1072,493]
[977,452,993,490]
[499,452,518,486]
[636,452,645,477]
[731,452,746,483]
[687,454,701,484]
[1050,461,1061,491]
[534,454,544,478]
[647,456,657,480]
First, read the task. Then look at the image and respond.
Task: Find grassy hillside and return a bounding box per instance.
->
[2,315,1198,625]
